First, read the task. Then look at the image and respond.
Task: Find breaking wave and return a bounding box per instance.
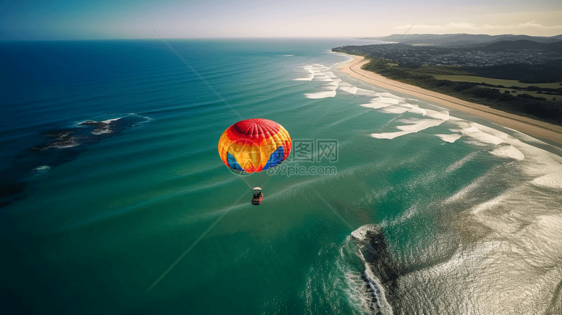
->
[303,235,393,315]
[296,57,562,314]
[349,119,562,314]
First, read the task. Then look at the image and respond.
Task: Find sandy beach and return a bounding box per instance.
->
[338,54,562,145]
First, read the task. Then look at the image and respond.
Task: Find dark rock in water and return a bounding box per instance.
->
[79,120,117,135]
[352,225,404,284]
[0,115,149,209]
[32,130,78,150]
[351,225,404,314]
[29,117,142,152]
[79,120,108,128]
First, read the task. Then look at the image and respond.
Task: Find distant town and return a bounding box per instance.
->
[334,43,562,68]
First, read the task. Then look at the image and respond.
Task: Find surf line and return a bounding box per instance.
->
[305,19,418,133]
[145,189,247,293]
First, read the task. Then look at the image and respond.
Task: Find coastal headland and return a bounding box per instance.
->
[338,54,562,145]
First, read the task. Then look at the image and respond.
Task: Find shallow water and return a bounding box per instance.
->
[1,39,561,314]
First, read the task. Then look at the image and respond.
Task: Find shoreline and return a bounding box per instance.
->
[337,54,562,145]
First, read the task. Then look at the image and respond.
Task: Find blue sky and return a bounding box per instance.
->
[1,0,561,40]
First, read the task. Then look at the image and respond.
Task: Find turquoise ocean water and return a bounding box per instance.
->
[1,39,562,314]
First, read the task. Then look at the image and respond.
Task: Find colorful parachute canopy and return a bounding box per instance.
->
[218,118,291,173]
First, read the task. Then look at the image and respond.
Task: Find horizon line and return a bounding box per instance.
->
[1,33,561,42]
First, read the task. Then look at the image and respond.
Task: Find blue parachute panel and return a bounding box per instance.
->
[227,152,244,171]
[262,146,285,171]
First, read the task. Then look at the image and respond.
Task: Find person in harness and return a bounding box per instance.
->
[218,119,292,206]
[252,187,264,205]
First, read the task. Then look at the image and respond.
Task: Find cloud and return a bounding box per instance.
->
[395,21,562,31]
[448,22,478,29]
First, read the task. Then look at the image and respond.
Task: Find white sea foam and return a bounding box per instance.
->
[425,109,449,120]
[295,64,343,99]
[351,224,380,240]
[377,105,412,114]
[50,140,80,149]
[371,118,444,139]
[531,173,562,189]
[489,144,525,160]
[340,84,358,94]
[360,98,394,109]
[445,151,478,173]
[102,117,122,124]
[376,97,401,105]
[297,63,400,103]
[91,128,112,135]
[77,117,122,126]
[296,63,380,100]
[304,90,337,99]
[355,88,377,96]
[33,165,51,174]
[359,89,452,139]
[406,106,426,115]
[313,74,333,82]
[360,94,414,113]
[294,66,315,81]
[371,108,449,139]
[460,126,504,145]
[435,133,462,143]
